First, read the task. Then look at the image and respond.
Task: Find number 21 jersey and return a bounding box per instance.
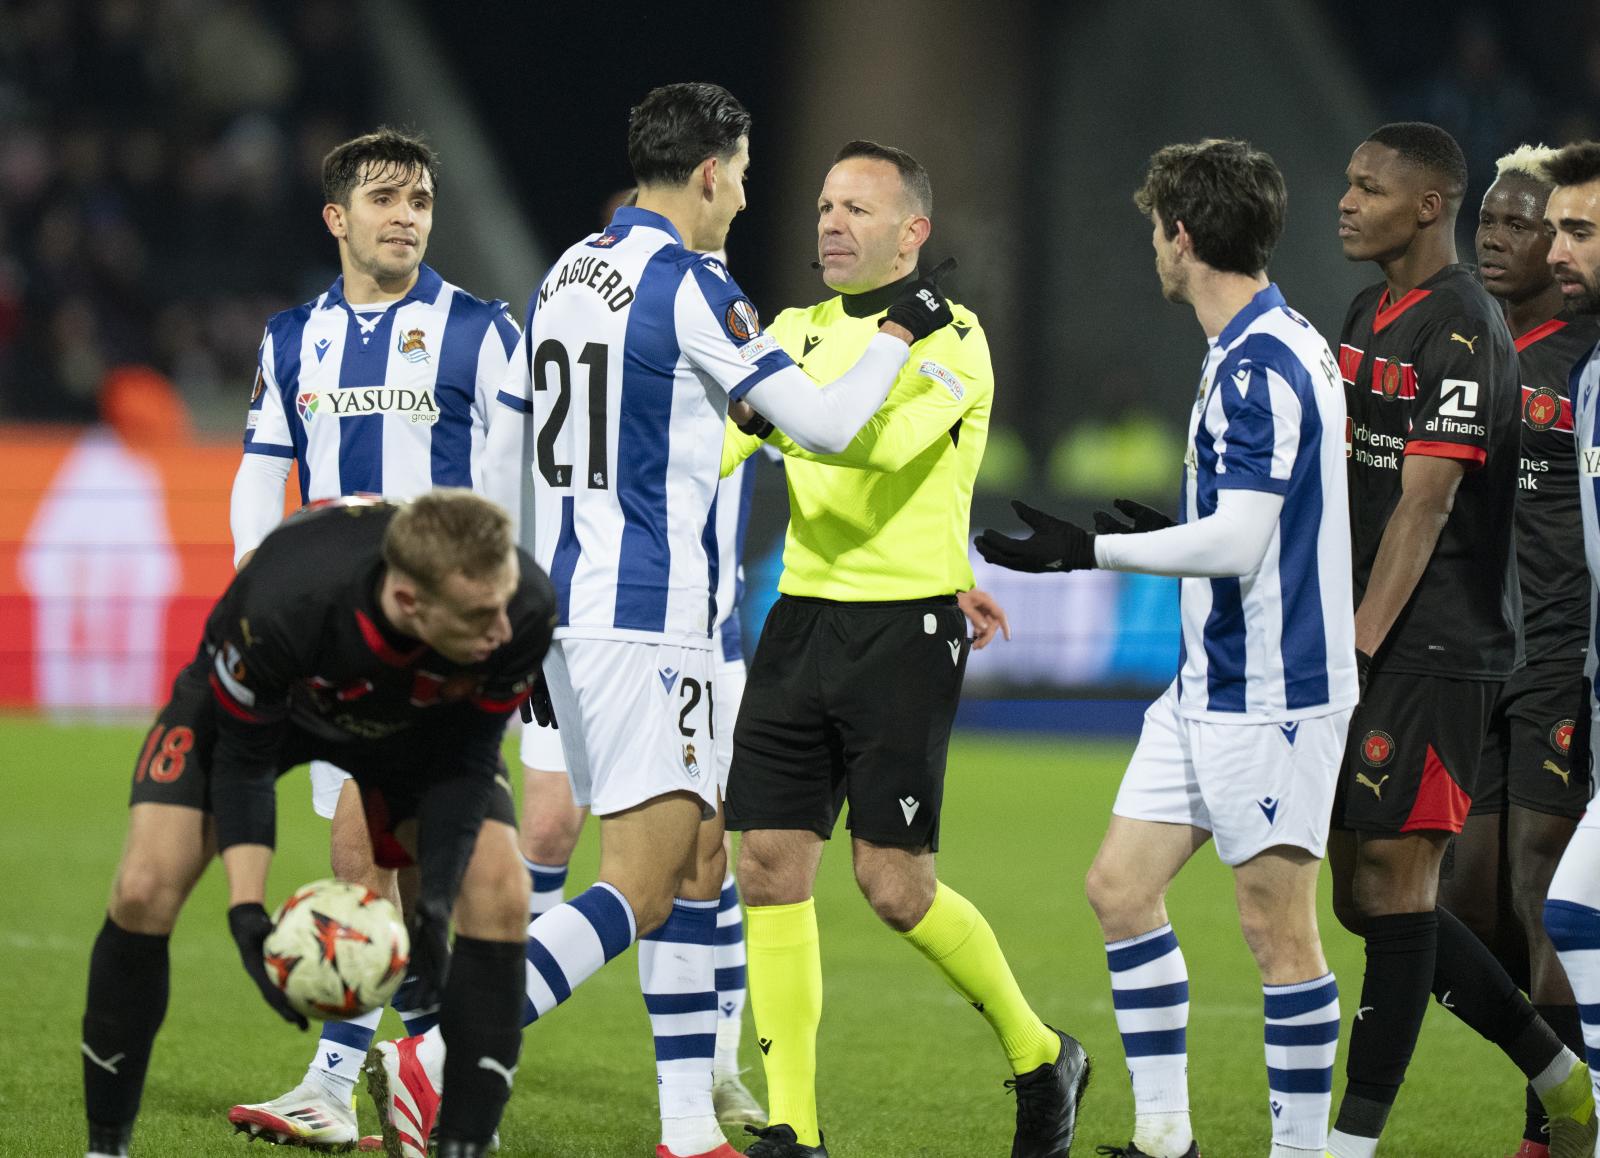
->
[496,205,795,647]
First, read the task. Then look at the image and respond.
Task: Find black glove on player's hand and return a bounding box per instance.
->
[404,896,452,1012]
[880,258,957,344]
[1093,498,1177,535]
[975,501,1097,573]
[228,902,308,1030]
[520,671,558,729]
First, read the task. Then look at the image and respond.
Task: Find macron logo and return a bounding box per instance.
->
[1257,797,1279,825]
[900,796,920,825]
[1278,721,1298,746]
[947,639,962,665]
[658,667,679,694]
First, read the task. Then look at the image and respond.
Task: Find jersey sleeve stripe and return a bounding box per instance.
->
[243,442,295,458]
[1214,473,1290,494]
[727,351,794,403]
[497,389,533,413]
[209,671,265,722]
[1403,440,1487,466]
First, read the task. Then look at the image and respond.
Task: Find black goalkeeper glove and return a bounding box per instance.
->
[881,258,957,344]
[228,902,308,1030]
[1093,498,1177,535]
[403,896,452,1013]
[975,500,1097,573]
[519,671,557,729]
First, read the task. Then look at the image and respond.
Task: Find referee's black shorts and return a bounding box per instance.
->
[724,594,968,850]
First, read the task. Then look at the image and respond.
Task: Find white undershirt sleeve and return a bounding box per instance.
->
[740,332,910,454]
[1093,488,1284,578]
[229,453,292,566]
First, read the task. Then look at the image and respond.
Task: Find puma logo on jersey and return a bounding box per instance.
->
[1356,772,1389,799]
[1545,759,1571,787]
[1450,332,1478,354]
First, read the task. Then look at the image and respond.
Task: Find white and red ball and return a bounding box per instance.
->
[261,879,409,1020]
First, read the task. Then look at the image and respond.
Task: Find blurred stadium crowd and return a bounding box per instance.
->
[0,0,370,423]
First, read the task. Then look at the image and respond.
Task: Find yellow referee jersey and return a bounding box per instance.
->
[723,289,991,601]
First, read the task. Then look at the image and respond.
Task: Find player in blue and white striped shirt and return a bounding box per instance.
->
[223,128,522,1153]
[979,140,1355,1158]
[368,84,954,1158]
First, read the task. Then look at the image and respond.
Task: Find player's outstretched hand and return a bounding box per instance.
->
[405,897,452,1011]
[975,500,1097,573]
[880,257,956,344]
[1093,498,1176,535]
[228,902,309,1030]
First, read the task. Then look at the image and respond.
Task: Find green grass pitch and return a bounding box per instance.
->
[1,717,1534,1156]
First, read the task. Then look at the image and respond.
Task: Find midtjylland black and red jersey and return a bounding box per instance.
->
[1512,314,1600,664]
[1339,263,1521,679]
[190,498,555,848]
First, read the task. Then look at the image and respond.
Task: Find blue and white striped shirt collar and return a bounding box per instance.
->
[1215,282,1287,350]
[322,263,445,310]
[607,205,683,245]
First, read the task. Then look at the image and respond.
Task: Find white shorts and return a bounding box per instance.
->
[544,637,719,819]
[310,760,353,820]
[518,715,567,772]
[1113,682,1352,866]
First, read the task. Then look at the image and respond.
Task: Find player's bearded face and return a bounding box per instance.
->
[1476,176,1554,303]
[413,562,518,664]
[333,163,433,287]
[1151,213,1187,303]
[1546,183,1600,315]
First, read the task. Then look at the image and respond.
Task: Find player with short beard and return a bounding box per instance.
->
[1541,138,1600,1157]
[1437,144,1600,1158]
[1327,122,1593,1158]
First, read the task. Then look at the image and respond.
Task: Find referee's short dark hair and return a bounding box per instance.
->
[1546,141,1600,190]
[628,83,752,187]
[1367,122,1469,205]
[834,140,933,216]
[323,127,438,207]
[1134,139,1286,277]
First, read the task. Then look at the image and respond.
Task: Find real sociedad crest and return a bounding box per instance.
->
[397,328,430,364]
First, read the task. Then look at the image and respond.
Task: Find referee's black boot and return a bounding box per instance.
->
[744,1123,829,1156]
[1008,1026,1092,1157]
[1093,1145,1200,1158]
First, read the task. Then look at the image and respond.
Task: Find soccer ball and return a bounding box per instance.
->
[261,879,410,1020]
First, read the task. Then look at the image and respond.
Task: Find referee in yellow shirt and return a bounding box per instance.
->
[723,140,1090,1158]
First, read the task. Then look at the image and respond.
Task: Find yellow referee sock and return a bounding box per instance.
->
[746,898,824,1147]
[902,882,1061,1074]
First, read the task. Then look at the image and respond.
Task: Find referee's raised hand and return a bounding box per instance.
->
[880,257,957,344]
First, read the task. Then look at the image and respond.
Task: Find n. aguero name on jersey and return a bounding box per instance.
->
[1176,283,1358,722]
[242,264,520,501]
[498,205,795,648]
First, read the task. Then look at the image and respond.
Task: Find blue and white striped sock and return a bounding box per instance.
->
[390,972,439,1037]
[713,872,747,1077]
[641,897,721,1154]
[1264,973,1339,1155]
[1545,897,1600,1096]
[522,856,569,922]
[521,882,637,1025]
[1107,924,1192,1157]
[308,1006,383,1100]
